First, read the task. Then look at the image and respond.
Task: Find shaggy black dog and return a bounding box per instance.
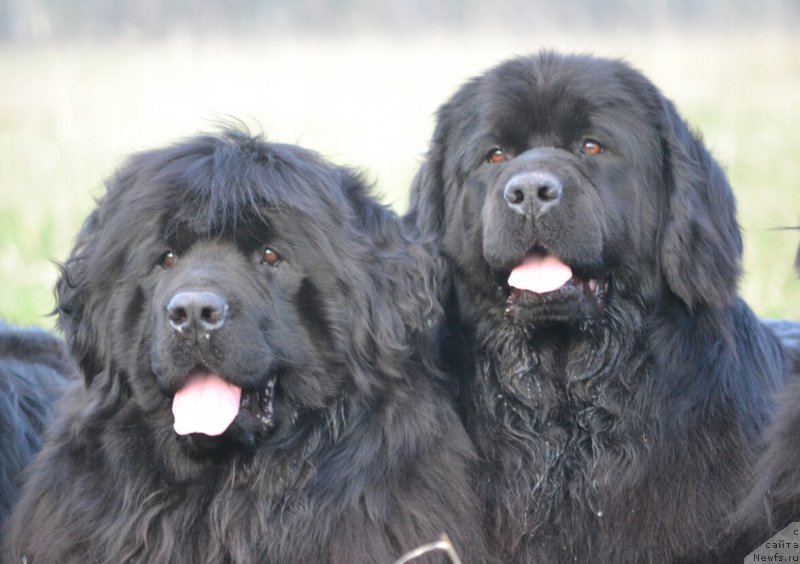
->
[406,52,790,562]
[0,324,73,525]
[5,128,490,563]
[737,243,800,540]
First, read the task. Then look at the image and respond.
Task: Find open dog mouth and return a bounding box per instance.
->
[171,368,276,437]
[240,378,275,432]
[502,253,607,319]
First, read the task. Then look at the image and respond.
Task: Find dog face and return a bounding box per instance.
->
[409,53,742,330]
[146,219,350,445]
[56,129,427,452]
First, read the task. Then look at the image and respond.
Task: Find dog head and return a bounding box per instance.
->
[408,52,741,330]
[57,127,437,451]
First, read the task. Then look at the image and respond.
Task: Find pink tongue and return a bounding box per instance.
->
[172,371,242,436]
[508,254,573,294]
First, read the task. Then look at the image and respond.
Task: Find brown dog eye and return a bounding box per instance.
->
[262,248,281,266]
[161,251,177,269]
[581,139,603,155]
[487,147,507,164]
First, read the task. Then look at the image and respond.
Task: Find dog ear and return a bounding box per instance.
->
[327,168,449,400]
[404,93,465,245]
[405,160,445,241]
[658,97,742,310]
[341,170,445,336]
[55,209,104,384]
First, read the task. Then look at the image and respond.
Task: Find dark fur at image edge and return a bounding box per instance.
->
[0,325,74,526]
[3,127,491,563]
[405,51,792,562]
[736,234,800,540]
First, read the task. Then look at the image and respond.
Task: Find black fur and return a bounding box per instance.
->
[4,128,490,563]
[0,324,73,526]
[736,240,800,541]
[406,52,789,562]
[737,374,800,539]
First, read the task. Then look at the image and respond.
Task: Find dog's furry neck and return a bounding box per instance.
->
[447,281,648,557]
[446,278,779,562]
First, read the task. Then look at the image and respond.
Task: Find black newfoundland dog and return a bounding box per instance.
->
[4,128,490,563]
[0,325,73,525]
[406,52,790,562]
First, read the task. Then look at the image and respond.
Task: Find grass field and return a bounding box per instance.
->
[1,28,798,331]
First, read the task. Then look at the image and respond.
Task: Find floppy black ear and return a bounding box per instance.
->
[403,98,468,324]
[405,160,445,242]
[341,170,444,335]
[404,90,468,245]
[55,209,104,384]
[659,97,742,310]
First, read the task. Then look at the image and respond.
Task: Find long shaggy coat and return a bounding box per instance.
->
[5,128,490,563]
[406,52,790,563]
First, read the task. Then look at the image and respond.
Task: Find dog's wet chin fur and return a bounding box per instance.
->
[503,277,608,327]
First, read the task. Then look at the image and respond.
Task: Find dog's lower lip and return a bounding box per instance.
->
[256,378,275,429]
[504,276,606,318]
[240,376,276,433]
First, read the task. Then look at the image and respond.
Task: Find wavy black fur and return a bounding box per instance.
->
[736,237,800,541]
[0,324,73,527]
[4,127,490,563]
[406,52,791,562]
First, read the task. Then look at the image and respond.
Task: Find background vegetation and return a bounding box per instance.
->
[1,1,798,331]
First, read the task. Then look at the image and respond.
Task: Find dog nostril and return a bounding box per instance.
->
[201,306,223,325]
[168,306,188,326]
[506,188,525,204]
[537,184,561,202]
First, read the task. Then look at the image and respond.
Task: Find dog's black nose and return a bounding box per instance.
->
[167,291,228,338]
[504,171,563,214]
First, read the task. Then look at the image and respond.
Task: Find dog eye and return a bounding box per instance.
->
[487,147,508,164]
[261,247,281,267]
[161,251,177,269]
[581,139,603,155]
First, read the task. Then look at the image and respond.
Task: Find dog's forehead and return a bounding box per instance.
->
[152,150,349,235]
[481,55,643,132]
[460,56,661,159]
[163,202,325,248]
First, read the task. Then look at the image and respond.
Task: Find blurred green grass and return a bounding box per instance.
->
[1,30,798,331]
